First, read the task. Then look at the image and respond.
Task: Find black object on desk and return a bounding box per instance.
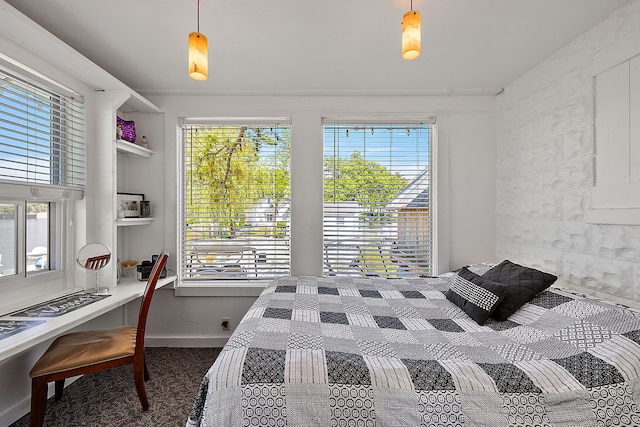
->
[137,254,167,281]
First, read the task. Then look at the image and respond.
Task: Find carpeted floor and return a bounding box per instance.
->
[10,347,221,427]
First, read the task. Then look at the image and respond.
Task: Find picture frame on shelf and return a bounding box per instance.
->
[117,193,144,218]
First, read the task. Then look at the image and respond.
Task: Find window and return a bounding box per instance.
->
[0,65,84,281]
[323,122,434,277]
[0,68,85,188]
[179,121,291,282]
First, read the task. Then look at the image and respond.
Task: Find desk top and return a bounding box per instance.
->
[0,276,176,364]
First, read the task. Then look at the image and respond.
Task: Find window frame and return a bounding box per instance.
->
[586,34,640,224]
[0,59,84,310]
[0,197,65,280]
[0,192,71,314]
[322,119,436,278]
[177,118,292,285]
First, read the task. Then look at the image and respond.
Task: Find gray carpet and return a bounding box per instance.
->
[11,347,221,427]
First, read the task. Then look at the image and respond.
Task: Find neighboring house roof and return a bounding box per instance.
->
[386,169,430,210]
[404,188,430,208]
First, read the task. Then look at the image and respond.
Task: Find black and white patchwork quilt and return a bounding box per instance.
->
[187,275,640,426]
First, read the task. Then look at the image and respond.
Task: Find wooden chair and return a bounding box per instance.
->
[28,251,169,427]
[84,253,111,269]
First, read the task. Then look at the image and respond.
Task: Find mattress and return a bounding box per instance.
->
[187,275,640,426]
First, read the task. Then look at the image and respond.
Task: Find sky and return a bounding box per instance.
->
[323,124,431,181]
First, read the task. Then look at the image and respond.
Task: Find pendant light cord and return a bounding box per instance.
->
[197,0,200,32]
[410,0,413,11]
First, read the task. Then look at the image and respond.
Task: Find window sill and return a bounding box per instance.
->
[584,208,640,225]
[174,280,270,297]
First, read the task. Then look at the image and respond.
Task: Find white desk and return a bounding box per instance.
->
[0,276,176,364]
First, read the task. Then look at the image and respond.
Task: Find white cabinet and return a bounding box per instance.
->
[586,30,640,225]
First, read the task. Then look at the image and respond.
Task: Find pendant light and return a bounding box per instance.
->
[402,0,421,60]
[189,0,208,80]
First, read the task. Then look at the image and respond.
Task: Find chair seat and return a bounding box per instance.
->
[30,326,137,378]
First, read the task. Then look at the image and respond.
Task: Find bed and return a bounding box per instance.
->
[187,262,640,426]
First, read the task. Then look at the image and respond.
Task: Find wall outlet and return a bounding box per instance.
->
[221,318,231,331]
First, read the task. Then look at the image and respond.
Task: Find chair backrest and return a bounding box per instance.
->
[134,251,169,354]
[85,253,111,269]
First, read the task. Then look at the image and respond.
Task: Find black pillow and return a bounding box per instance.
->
[482,260,557,321]
[446,267,507,325]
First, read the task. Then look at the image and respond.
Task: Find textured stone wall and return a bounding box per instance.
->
[495,1,640,302]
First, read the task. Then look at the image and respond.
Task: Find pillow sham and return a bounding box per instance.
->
[483,259,557,321]
[116,116,136,143]
[465,262,495,276]
[446,267,507,325]
[438,262,495,279]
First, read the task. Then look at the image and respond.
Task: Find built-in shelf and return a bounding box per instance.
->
[116,139,154,158]
[116,217,155,226]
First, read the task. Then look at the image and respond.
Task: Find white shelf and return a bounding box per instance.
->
[116,217,155,226]
[116,139,154,158]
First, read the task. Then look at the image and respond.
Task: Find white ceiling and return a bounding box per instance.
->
[5,0,630,97]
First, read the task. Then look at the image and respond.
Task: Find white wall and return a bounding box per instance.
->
[137,94,497,343]
[151,95,498,274]
[496,0,640,301]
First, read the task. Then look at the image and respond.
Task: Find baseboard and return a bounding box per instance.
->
[0,398,30,427]
[145,336,229,348]
[0,376,81,426]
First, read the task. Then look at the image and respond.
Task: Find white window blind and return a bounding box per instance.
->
[180,122,291,282]
[323,122,433,277]
[0,67,85,189]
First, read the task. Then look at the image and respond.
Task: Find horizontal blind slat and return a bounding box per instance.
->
[0,68,85,189]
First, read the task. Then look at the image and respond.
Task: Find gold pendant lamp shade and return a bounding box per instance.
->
[402,4,421,60]
[189,32,208,80]
[188,0,208,80]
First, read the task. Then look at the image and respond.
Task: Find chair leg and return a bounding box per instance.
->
[30,376,48,427]
[134,359,149,411]
[54,379,65,401]
[143,356,149,381]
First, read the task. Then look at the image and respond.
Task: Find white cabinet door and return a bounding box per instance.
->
[595,60,629,186]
